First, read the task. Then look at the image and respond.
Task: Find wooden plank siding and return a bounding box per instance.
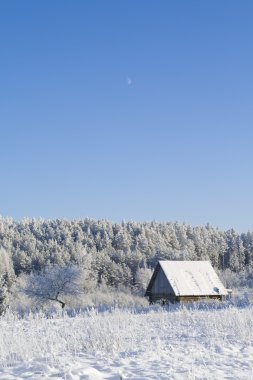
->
[175,295,222,303]
[147,293,222,304]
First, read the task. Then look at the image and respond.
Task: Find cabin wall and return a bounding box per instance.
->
[149,294,222,304]
[176,295,222,303]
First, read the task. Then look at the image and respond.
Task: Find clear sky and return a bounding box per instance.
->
[0,1,253,232]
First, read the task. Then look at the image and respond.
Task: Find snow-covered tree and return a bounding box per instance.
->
[21,265,85,309]
[135,266,152,294]
[0,248,16,314]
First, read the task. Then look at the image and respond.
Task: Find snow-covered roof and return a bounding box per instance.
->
[158,260,228,296]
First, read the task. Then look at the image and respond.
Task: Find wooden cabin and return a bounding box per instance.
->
[145,260,228,304]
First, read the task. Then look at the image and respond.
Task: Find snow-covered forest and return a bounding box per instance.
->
[1,217,253,313]
[2,217,253,271]
[1,217,253,273]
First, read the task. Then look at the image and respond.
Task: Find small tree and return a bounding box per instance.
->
[22,265,84,309]
[135,266,153,295]
[0,248,16,315]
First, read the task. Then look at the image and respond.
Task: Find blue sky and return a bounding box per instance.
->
[0,1,253,232]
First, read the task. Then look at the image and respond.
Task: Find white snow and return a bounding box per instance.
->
[159,260,228,296]
[1,304,253,379]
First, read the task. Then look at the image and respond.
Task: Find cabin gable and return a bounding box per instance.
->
[145,263,176,303]
[151,266,174,295]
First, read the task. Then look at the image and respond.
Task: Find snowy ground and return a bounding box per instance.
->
[1,304,253,379]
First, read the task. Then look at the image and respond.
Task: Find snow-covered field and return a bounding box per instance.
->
[1,304,253,379]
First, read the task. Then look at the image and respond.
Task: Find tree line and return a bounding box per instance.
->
[0,217,253,312]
